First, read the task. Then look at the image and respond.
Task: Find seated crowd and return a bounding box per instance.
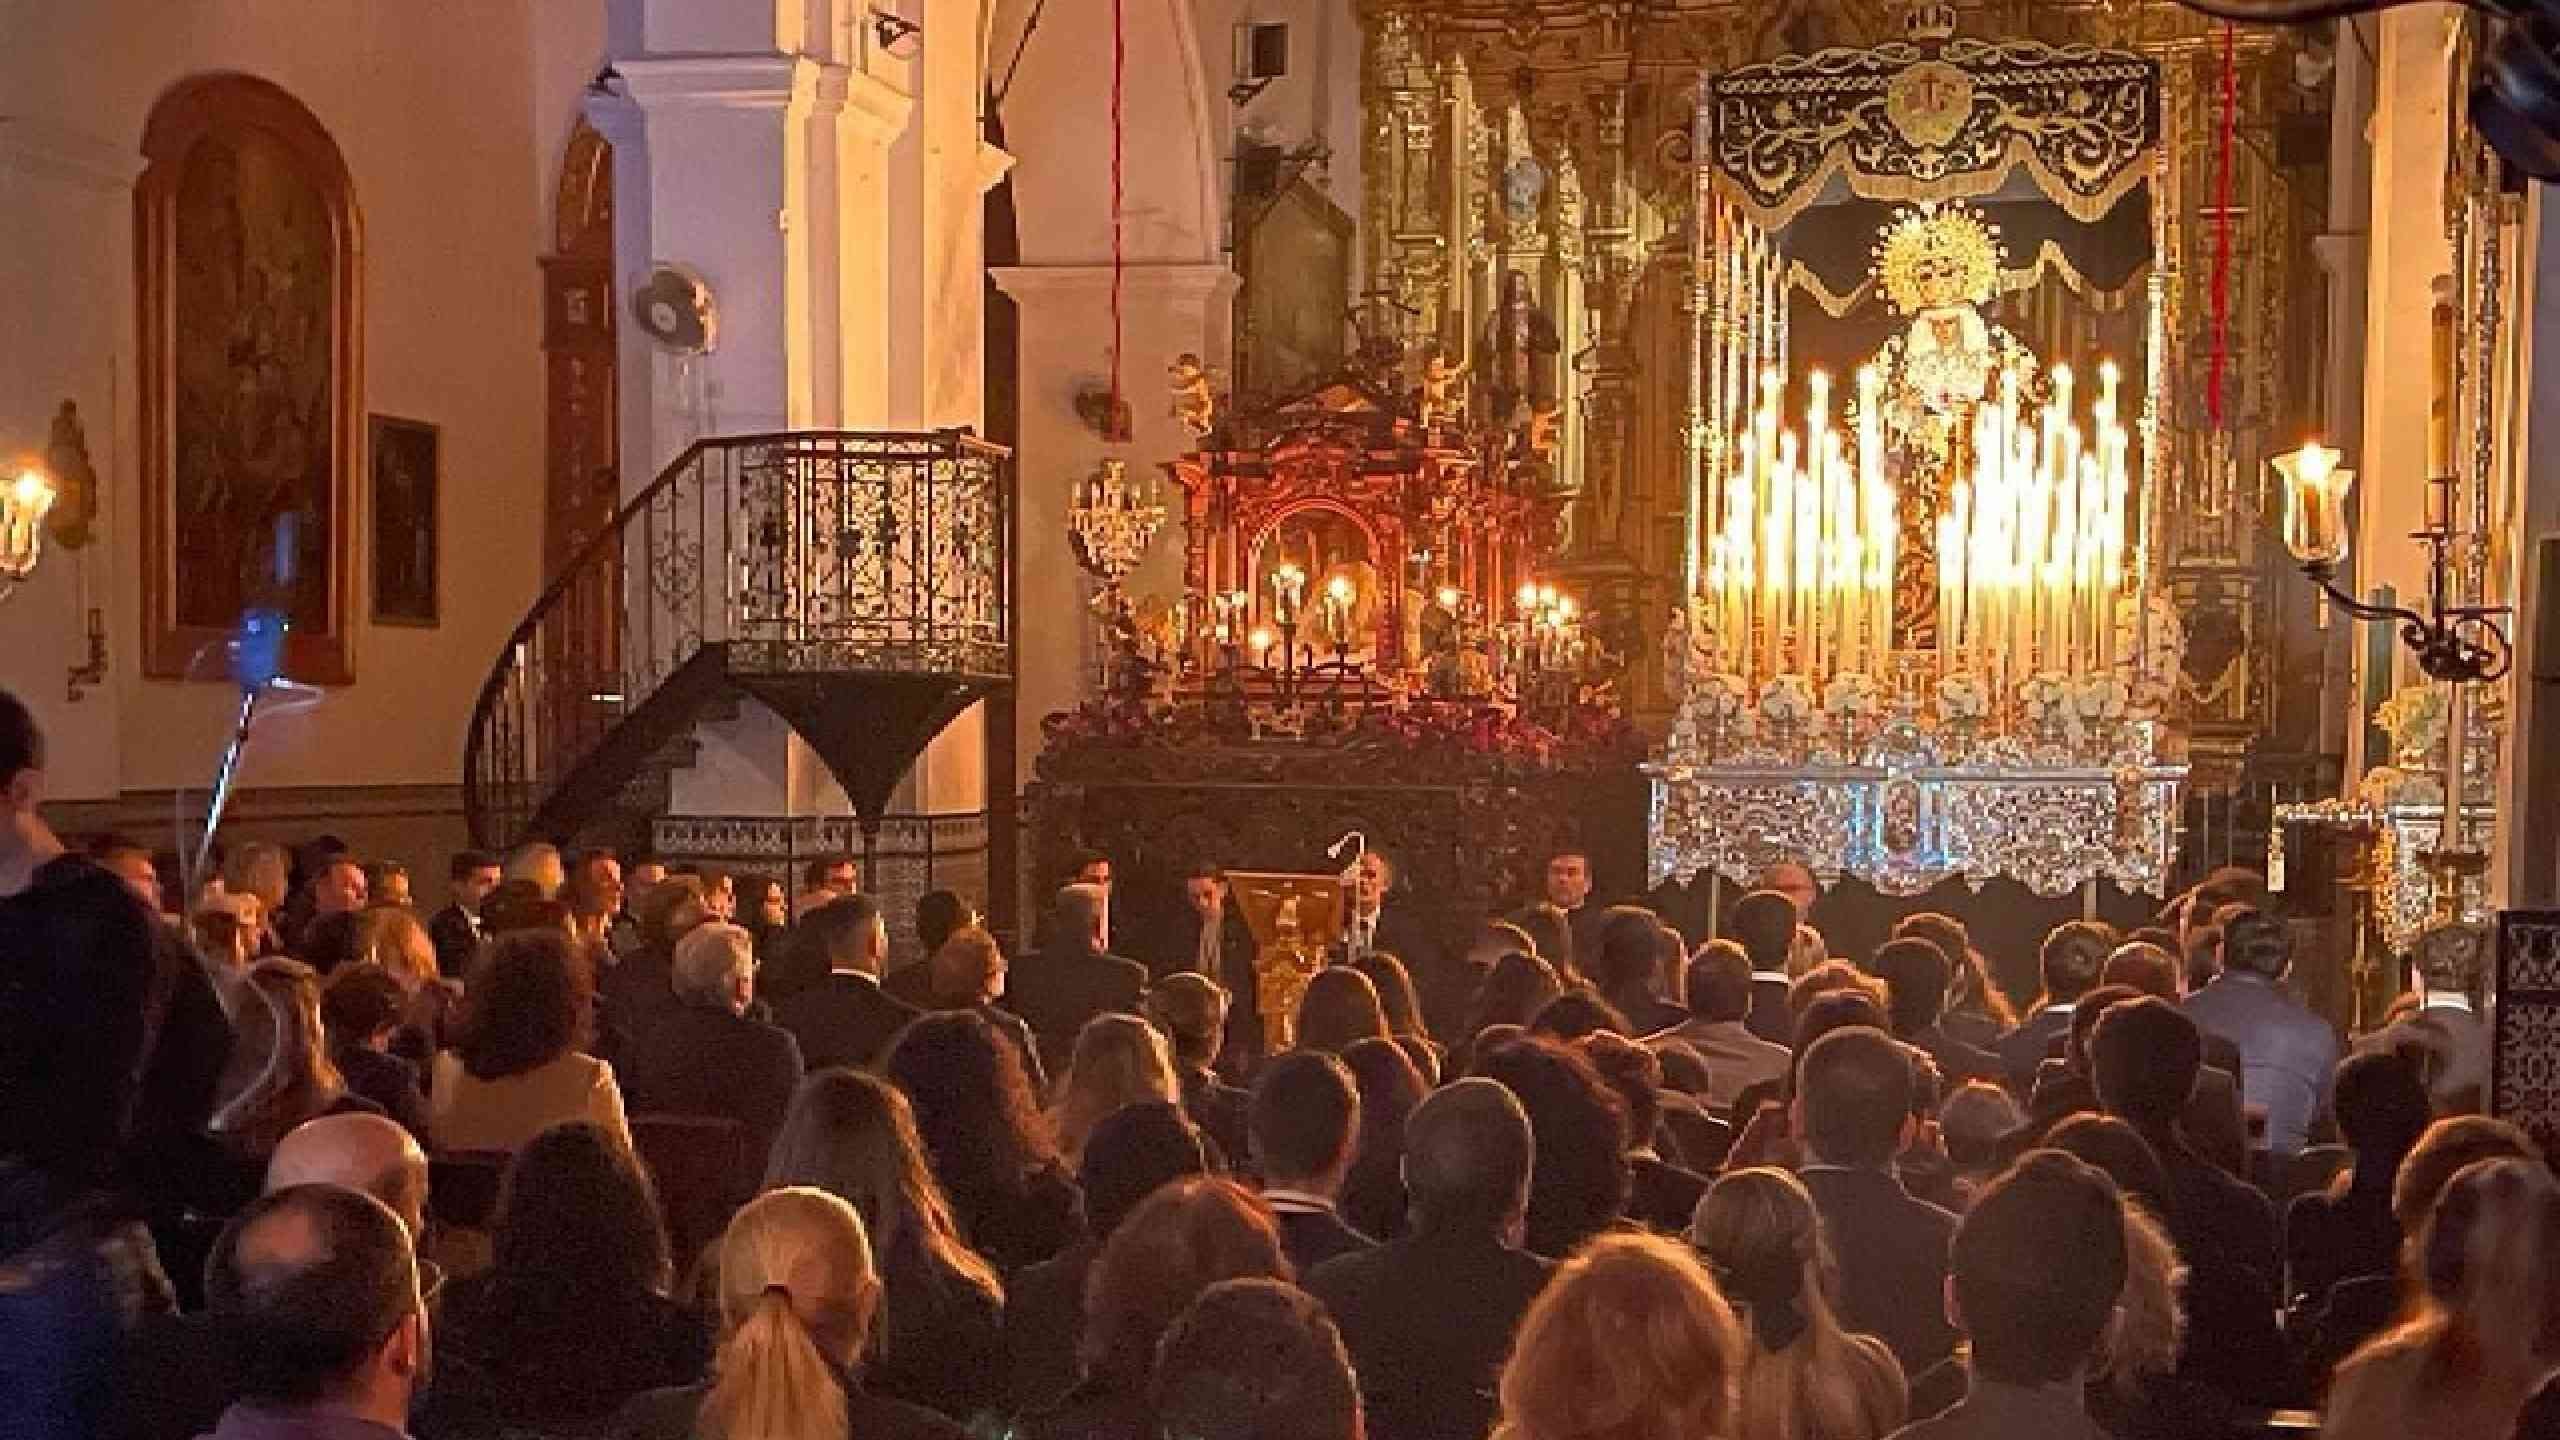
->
[7,681,2560,1440]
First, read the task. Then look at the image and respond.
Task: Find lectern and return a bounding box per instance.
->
[1227,871,1345,1053]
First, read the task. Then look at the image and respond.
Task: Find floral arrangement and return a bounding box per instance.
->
[1935,671,1990,722]
[1822,671,1884,718]
[2374,683,2448,761]
[1693,671,1752,721]
[2070,670,2132,724]
[2017,670,2073,728]
[1758,673,1818,726]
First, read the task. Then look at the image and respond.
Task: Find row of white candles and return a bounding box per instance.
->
[1701,358,2133,690]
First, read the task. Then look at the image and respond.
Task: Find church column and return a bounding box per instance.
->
[2311,11,2375,785]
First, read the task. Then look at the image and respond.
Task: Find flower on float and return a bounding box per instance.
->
[1697,671,1751,719]
[2017,670,2071,723]
[1822,671,1883,717]
[2071,670,2131,722]
[1935,671,1990,721]
[1758,673,1817,724]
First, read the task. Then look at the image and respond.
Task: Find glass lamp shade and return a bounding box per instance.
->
[2271,442,2353,568]
[1,464,58,584]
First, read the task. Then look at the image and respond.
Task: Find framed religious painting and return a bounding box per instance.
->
[368,416,439,626]
[137,74,363,683]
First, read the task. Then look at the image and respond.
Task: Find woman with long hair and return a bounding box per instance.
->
[1048,1013,1180,1168]
[1494,1232,1743,1440]
[1689,1168,1906,1440]
[1471,1035,1630,1259]
[1338,1035,1428,1242]
[1459,952,1564,1069]
[421,1121,706,1434]
[2325,1158,2560,1440]
[882,1010,1083,1274]
[764,1069,1006,1422]
[352,904,458,1064]
[613,1186,970,1440]
[1893,913,2013,1046]
[1353,952,1442,1081]
[432,930,630,1154]
[210,958,363,1157]
[1296,968,1393,1056]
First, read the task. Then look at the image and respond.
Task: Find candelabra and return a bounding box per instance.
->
[1068,458,1168,686]
[0,462,59,603]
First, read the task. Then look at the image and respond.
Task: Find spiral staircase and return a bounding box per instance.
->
[462,430,1013,860]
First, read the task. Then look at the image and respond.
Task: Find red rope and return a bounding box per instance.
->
[2207,19,2237,430]
[1107,0,1126,429]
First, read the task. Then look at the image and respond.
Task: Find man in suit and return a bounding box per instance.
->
[1541,849,1608,964]
[1588,906,1689,1036]
[773,894,919,1073]
[1995,920,2112,1093]
[2004,983,2248,1179]
[2354,919,2490,1114]
[884,888,976,1007]
[1869,938,2003,1087]
[1157,865,1262,1068]
[2182,908,2340,1155]
[1794,1026,1960,1376]
[1251,1051,1373,1274]
[794,852,860,919]
[1307,1079,1551,1440]
[1649,940,1791,1115]
[1726,889,1800,1046]
[1340,850,1439,974]
[1009,881,1148,1073]
[618,921,806,1172]
[426,850,501,978]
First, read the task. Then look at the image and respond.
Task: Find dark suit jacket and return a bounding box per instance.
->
[1009,944,1149,1072]
[1271,1200,1375,1276]
[1625,1152,1711,1234]
[1996,1004,2077,1092]
[1307,1226,1553,1440]
[774,971,921,1073]
[1179,1065,1250,1166]
[1002,1240,1095,1412]
[617,1002,805,1169]
[883,961,936,1008]
[427,903,481,979]
[1345,900,1442,974]
[596,944,679,1064]
[2142,1126,2291,1405]
[1799,1163,1960,1375]
[2014,1060,2249,1180]
[332,1045,430,1141]
[1743,974,1794,1045]
[1907,1023,2005,1089]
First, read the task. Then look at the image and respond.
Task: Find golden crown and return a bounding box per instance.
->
[1871,202,2005,314]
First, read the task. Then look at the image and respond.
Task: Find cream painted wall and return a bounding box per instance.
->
[0,0,592,801]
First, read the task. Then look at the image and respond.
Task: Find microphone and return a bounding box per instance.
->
[1327,830,1365,862]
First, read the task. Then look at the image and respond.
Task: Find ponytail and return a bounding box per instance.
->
[699,1285,849,1440]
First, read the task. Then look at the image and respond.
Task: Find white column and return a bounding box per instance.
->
[2501,189,2560,908]
[2314,17,2376,780]
[989,262,1239,774]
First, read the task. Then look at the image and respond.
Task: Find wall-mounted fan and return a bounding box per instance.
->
[631,262,718,354]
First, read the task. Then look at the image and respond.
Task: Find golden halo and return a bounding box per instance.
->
[1871,202,2005,314]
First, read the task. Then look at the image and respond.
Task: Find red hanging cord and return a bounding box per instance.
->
[2207,19,2237,431]
[1107,0,1127,431]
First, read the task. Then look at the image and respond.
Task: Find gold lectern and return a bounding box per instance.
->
[1227,871,1345,1053]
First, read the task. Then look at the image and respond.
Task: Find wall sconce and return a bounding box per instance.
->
[2271,438,2510,683]
[0,461,59,602]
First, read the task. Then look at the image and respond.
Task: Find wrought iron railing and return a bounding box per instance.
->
[463,431,1013,849]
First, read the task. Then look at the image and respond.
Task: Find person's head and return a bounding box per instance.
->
[1590,906,1667,1006]
[1691,1165,1908,1439]
[1469,951,1565,1040]
[1153,1278,1362,1440]
[1683,939,1753,1024]
[1495,1232,1742,1440]
[1868,937,1950,1034]
[1793,1027,1913,1168]
[1146,972,1232,1072]
[1351,850,1394,912]
[635,872,710,949]
[1726,891,1798,975]
[361,861,411,910]
[1403,1077,1533,1236]
[2218,907,2290,980]
[1950,1151,2128,1387]
[1338,1030,1427,1179]
[501,841,566,901]
[448,850,501,912]
[1251,1051,1360,1191]
[736,874,788,931]
[1297,967,1391,1053]
[929,924,1007,1008]
[914,889,976,957]
[313,857,368,917]
[2038,921,2115,1005]
[566,849,623,923]
[227,839,293,911]
[455,930,590,1082]
[1081,1177,1290,1385]
[2393,1116,2543,1228]
[1352,953,1429,1040]
[265,1113,430,1241]
[2044,1113,2173,1218]
[1756,862,1819,921]
[2089,997,2201,1129]
[883,1010,1057,1192]
[1184,864,1228,920]
[1507,902,1577,978]
[1079,1099,1211,1238]
[624,853,667,894]
[207,1185,427,1421]
[1068,850,1115,890]
[97,842,162,913]
[1527,987,1631,1043]
[194,903,257,972]
[802,894,888,978]
[1939,1081,2025,1173]
[1544,850,1594,909]
[1652,1040,1713,1102]
[1054,1013,1180,1159]
[2399,1158,2560,1368]
[2412,920,2489,998]
[2333,1049,2434,1178]
[1893,912,1970,975]
[214,958,344,1153]
[762,1069,999,1303]
[1054,881,1111,951]
[1578,1031,1666,1154]
[491,1120,672,1300]
[1790,985,1889,1058]
[351,906,438,994]
[802,854,859,901]
[478,881,569,940]
[2063,983,2142,1074]
[2099,941,2183,1000]
[673,921,758,1013]
[319,963,408,1057]
[1472,1036,1629,1257]
[0,687,45,831]
[702,1187,882,1440]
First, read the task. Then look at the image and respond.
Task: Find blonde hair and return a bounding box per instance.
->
[702,1187,880,1440]
[929,925,1005,1008]
[1691,1168,1906,1440]
[1494,1232,1743,1440]
[2099,1202,2186,1398]
[2327,1158,2560,1440]
[1051,1013,1178,1165]
[353,906,438,992]
[211,958,345,1153]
